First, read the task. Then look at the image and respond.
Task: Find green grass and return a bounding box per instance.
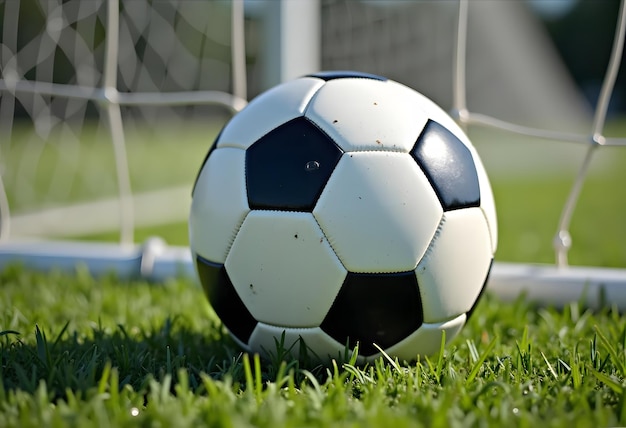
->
[3,266,626,427]
[492,167,626,267]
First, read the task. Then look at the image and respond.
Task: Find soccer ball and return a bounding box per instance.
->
[189,71,497,363]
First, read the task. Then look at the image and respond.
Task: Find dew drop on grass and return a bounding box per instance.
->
[130,407,140,417]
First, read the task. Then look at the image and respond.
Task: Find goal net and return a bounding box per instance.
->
[0,0,625,308]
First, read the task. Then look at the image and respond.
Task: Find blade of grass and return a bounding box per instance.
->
[435,330,446,382]
[588,366,623,394]
[373,343,402,374]
[466,335,498,386]
[97,361,112,395]
[595,325,626,376]
[541,352,558,380]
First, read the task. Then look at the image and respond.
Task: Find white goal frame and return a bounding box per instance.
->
[0,0,625,309]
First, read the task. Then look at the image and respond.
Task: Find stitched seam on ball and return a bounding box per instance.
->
[311,213,348,274]
[302,81,326,117]
[344,145,408,154]
[220,146,251,262]
[479,205,496,255]
[419,214,446,266]
[224,210,250,262]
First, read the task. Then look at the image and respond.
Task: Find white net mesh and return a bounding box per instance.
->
[0,0,246,243]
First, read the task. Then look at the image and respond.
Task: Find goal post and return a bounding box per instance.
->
[258,0,321,89]
[1,0,625,309]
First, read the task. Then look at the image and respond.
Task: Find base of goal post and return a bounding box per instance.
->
[1,239,625,310]
[488,262,626,310]
[0,238,196,282]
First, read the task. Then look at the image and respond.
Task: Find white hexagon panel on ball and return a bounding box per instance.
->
[225,211,347,327]
[306,77,430,153]
[313,151,443,273]
[415,207,493,323]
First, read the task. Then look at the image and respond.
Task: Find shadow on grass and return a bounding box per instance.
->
[0,319,226,399]
[0,318,330,402]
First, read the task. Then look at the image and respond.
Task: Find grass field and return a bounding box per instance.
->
[2,120,626,426]
[3,267,626,427]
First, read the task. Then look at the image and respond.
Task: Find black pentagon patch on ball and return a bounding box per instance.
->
[320,271,423,356]
[246,117,343,211]
[411,120,480,211]
[306,70,387,81]
[196,255,257,343]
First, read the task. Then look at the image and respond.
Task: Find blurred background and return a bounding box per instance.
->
[0,0,624,266]
[4,0,623,124]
